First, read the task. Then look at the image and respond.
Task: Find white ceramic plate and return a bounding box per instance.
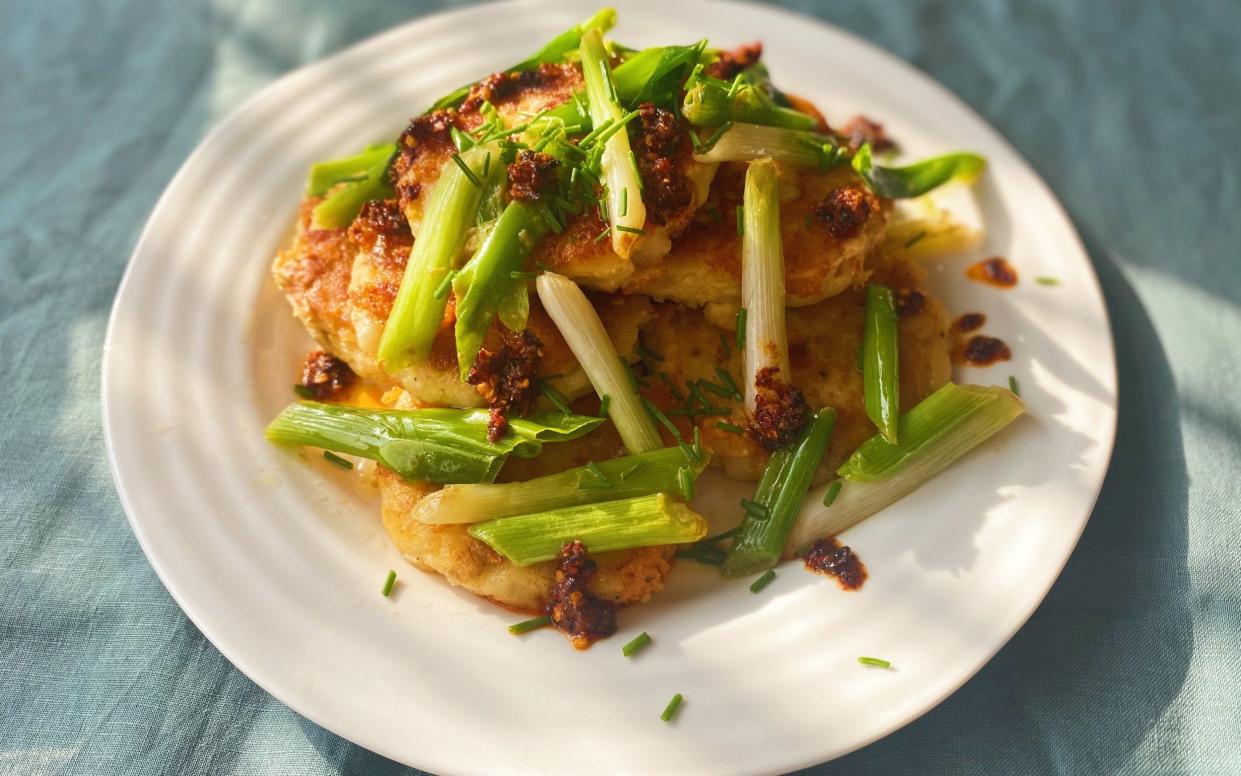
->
[102,2,1117,774]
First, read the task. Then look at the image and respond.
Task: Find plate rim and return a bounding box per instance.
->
[101,1,1119,772]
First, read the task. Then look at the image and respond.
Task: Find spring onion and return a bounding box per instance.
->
[851,144,986,199]
[785,385,1024,553]
[381,569,397,597]
[311,167,394,231]
[265,402,603,483]
[749,568,777,593]
[863,284,900,444]
[858,656,892,669]
[322,451,353,470]
[429,9,616,111]
[723,408,836,577]
[693,123,845,169]
[822,479,842,506]
[306,144,395,196]
[469,493,708,565]
[716,421,744,434]
[508,615,553,635]
[660,693,684,722]
[537,272,663,454]
[622,631,653,657]
[377,146,496,366]
[580,28,646,258]
[452,200,548,376]
[682,79,816,130]
[740,158,791,414]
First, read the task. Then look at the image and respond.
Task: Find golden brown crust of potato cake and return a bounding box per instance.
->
[377,470,675,614]
[626,161,890,315]
[273,196,653,407]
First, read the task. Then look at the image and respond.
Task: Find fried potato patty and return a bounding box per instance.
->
[378,470,675,613]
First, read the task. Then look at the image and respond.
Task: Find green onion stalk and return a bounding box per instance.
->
[693,123,846,170]
[309,143,397,230]
[784,384,1025,553]
[468,493,708,565]
[579,27,646,258]
[536,271,663,454]
[410,446,709,524]
[452,200,549,377]
[428,8,617,111]
[682,79,816,131]
[862,284,900,443]
[740,158,791,414]
[265,401,603,484]
[377,145,499,367]
[722,408,837,577]
[851,144,986,199]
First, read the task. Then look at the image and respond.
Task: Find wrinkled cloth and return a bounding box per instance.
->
[1,1,1238,774]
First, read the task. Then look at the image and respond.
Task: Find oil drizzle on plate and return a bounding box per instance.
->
[966,256,1018,288]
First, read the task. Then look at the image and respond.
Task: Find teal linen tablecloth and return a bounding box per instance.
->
[2,1,1238,773]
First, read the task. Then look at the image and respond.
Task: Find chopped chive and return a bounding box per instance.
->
[858,656,892,669]
[637,343,665,363]
[381,569,397,597]
[1008,375,1021,396]
[696,407,732,417]
[902,230,927,249]
[323,451,354,470]
[539,379,573,414]
[698,120,734,153]
[699,379,733,399]
[598,393,612,418]
[677,543,725,565]
[450,152,482,187]
[628,149,644,192]
[482,151,492,178]
[703,527,739,544]
[584,461,613,487]
[678,465,695,500]
[622,631,653,657]
[432,269,458,300]
[749,568,776,593]
[619,356,650,389]
[740,498,769,518]
[719,332,731,358]
[735,205,745,235]
[714,367,740,395]
[642,398,681,440]
[594,226,612,243]
[509,270,539,280]
[1035,276,1060,286]
[657,372,685,402]
[735,308,747,350]
[856,343,864,373]
[620,461,645,480]
[615,224,644,235]
[508,615,553,635]
[822,479,843,506]
[597,196,608,222]
[292,384,315,399]
[715,420,745,434]
[620,186,628,217]
[660,693,684,722]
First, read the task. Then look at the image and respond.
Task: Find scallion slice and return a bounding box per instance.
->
[660,693,684,722]
[580,28,646,258]
[863,284,900,444]
[749,568,777,593]
[377,146,497,366]
[858,656,892,669]
[468,493,708,566]
[537,272,663,454]
[785,384,1025,553]
[381,569,397,597]
[740,158,791,414]
[722,408,836,577]
[508,615,553,635]
[693,123,844,169]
